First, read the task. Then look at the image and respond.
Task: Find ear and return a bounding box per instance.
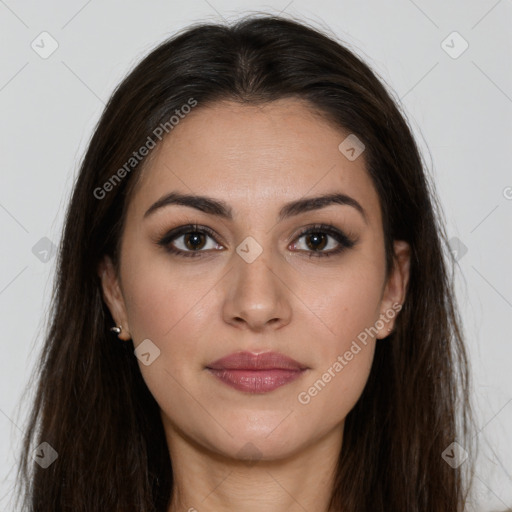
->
[97,255,131,341]
[375,240,411,339]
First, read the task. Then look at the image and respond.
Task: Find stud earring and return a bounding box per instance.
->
[110,325,122,335]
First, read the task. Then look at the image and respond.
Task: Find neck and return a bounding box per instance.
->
[165,422,343,512]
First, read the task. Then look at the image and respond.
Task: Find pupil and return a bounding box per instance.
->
[307,233,326,251]
[185,233,204,250]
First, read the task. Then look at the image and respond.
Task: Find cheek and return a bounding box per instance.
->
[294,339,375,446]
[292,260,383,423]
[119,247,221,385]
[121,247,212,341]
[298,257,384,350]
[291,284,379,437]
[119,253,215,417]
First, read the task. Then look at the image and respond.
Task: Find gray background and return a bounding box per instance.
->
[0,1,511,510]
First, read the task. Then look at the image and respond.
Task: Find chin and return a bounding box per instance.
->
[197,417,314,462]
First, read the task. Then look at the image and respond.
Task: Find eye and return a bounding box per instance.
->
[290,223,357,258]
[157,222,357,259]
[157,224,224,258]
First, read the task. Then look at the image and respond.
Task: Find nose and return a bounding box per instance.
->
[221,246,293,332]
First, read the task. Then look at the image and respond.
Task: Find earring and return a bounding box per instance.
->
[110,325,122,335]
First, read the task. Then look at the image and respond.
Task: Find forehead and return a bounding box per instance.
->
[128,98,381,227]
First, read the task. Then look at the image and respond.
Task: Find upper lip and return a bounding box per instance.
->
[206,351,308,371]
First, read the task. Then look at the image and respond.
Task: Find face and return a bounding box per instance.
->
[99,98,410,462]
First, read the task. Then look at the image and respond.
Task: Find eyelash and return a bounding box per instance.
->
[156,223,357,259]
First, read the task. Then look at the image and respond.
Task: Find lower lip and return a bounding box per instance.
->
[206,368,306,393]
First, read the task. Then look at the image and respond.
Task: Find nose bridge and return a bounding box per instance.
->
[222,234,292,329]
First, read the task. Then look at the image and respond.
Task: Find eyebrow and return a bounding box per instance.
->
[144,191,368,224]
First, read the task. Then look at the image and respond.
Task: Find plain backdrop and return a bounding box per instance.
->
[0,1,511,510]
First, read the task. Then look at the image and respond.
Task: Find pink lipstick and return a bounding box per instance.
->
[205,351,308,393]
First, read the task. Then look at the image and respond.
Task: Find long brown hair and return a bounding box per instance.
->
[16,13,476,511]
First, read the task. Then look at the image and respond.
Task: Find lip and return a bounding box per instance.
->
[205,351,309,394]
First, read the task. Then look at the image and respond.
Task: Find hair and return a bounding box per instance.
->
[15,13,477,512]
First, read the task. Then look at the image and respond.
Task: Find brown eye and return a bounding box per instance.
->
[183,232,207,251]
[291,224,357,258]
[157,224,224,258]
[304,232,328,251]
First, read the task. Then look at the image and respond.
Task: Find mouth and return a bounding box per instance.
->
[205,351,309,393]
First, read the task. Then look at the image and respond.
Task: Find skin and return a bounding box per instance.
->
[99,98,410,512]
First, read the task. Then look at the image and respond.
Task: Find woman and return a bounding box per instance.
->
[16,13,476,511]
